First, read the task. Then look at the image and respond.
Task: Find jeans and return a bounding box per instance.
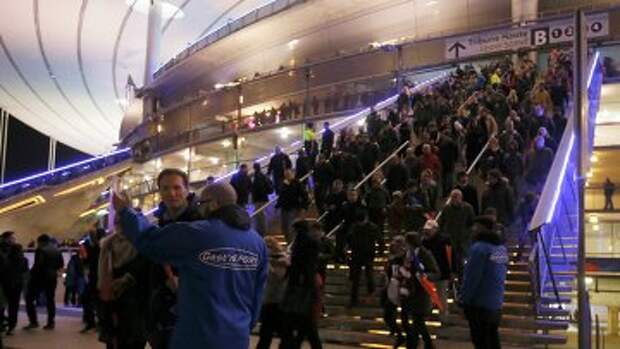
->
[256,303,282,349]
[349,261,375,306]
[435,279,449,320]
[253,201,268,236]
[280,209,300,243]
[26,278,57,326]
[5,285,22,330]
[400,305,433,349]
[279,313,322,349]
[464,305,502,349]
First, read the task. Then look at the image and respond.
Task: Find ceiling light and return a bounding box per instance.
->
[279,127,291,139]
[287,39,299,50]
[426,0,438,6]
[221,139,232,148]
[155,159,162,169]
[209,157,220,165]
[127,0,185,20]
[593,225,600,231]
[357,119,366,127]
[589,216,599,224]
[591,155,598,162]
[587,171,593,178]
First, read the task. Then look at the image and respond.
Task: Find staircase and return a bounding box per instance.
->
[313,235,573,348]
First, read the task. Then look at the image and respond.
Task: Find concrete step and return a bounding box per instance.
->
[321,313,569,332]
[318,326,567,347]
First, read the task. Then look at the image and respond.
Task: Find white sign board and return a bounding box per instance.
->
[445,13,609,59]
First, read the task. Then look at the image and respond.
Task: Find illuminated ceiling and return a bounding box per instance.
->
[0,0,277,154]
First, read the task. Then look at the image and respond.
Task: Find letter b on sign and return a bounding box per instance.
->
[531,28,549,46]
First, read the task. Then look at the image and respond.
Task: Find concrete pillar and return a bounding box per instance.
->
[512,0,539,62]
[0,109,7,184]
[610,306,619,336]
[48,137,57,171]
[143,0,162,87]
[511,0,538,23]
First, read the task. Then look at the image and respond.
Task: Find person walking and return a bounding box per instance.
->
[422,220,452,321]
[279,220,323,349]
[0,232,27,335]
[114,182,268,349]
[604,178,616,211]
[24,234,64,330]
[276,169,309,243]
[460,216,508,349]
[256,237,289,349]
[251,163,274,236]
[268,146,292,194]
[399,232,440,349]
[347,211,380,308]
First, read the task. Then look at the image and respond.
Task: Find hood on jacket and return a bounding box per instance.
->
[208,205,251,231]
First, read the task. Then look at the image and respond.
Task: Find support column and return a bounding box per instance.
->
[143,0,162,87]
[575,10,590,349]
[511,0,538,23]
[303,67,311,139]
[0,110,7,184]
[48,137,57,171]
[395,45,404,92]
[609,306,619,336]
[512,0,539,61]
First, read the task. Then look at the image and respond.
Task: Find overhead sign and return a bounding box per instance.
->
[445,13,609,59]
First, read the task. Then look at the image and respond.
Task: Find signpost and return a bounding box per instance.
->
[445,13,608,59]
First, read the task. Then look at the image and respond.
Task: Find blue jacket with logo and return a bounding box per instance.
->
[460,230,508,311]
[119,205,268,349]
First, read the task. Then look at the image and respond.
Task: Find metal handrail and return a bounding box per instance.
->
[435,132,495,221]
[526,51,603,311]
[325,140,410,239]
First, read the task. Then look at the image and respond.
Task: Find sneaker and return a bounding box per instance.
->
[43,323,55,330]
[23,323,39,330]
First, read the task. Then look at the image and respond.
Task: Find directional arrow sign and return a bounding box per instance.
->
[448,42,466,59]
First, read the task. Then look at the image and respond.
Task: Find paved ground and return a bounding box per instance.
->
[4,306,619,348]
[1,307,482,349]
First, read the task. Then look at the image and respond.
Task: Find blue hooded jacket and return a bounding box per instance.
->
[460,229,508,311]
[119,205,268,349]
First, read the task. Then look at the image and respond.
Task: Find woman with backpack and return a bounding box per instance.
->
[398,232,440,349]
[382,235,407,348]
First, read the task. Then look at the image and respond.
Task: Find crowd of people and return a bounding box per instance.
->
[0,50,573,349]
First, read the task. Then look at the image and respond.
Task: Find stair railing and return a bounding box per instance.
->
[527,52,602,313]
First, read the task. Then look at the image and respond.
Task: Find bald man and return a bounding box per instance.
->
[113,182,267,349]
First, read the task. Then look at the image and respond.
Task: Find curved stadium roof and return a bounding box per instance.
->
[0,0,276,154]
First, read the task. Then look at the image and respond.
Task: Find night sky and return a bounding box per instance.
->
[2,111,91,183]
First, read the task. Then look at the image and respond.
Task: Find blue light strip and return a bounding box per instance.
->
[545,133,574,223]
[543,52,599,224]
[587,51,600,89]
[0,148,131,190]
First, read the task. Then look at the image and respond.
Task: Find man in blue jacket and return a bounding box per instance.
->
[460,215,508,349]
[113,182,268,349]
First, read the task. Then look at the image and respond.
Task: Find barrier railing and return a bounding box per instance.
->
[0,148,131,202]
[527,52,603,311]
